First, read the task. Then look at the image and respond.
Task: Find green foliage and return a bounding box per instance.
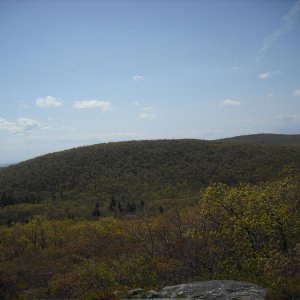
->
[266,277,300,299]
[112,256,157,288]
[0,172,299,298]
[1,139,300,220]
[80,289,117,300]
[189,174,300,289]
[0,139,300,298]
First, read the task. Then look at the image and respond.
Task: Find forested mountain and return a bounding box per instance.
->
[1,136,300,299]
[1,138,300,204]
[216,133,300,145]
[0,138,300,222]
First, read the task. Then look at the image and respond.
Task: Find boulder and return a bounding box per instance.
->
[127,288,145,298]
[145,290,164,298]
[161,280,267,300]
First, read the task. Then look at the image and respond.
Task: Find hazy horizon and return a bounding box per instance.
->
[1,0,300,163]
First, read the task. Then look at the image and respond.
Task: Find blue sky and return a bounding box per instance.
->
[1,0,300,163]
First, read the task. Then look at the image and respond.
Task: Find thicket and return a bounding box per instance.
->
[0,172,299,299]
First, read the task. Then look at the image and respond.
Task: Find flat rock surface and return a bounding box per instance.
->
[161,280,267,300]
[123,280,267,300]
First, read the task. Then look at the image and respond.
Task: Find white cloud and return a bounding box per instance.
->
[293,89,300,96]
[0,118,21,133]
[258,0,300,60]
[258,71,281,79]
[219,99,241,107]
[132,101,140,106]
[132,75,144,81]
[73,100,112,111]
[17,117,39,131]
[267,92,274,97]
[36,96,62,107]
[0,117,39,133]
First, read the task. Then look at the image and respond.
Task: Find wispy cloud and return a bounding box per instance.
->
[132,75,144,81]
[293,89,300,96]
[258,0,300,60]
[219,99,241,107]
[258,71,281,79]
[0,117,39,133]
[36,96,62,107]
[73,100,112,111]
[267,92,274,97]
[132,101,140,106]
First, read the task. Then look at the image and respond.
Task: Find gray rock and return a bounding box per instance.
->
[127,288,145,298]
[161,280,267,300]
[145,290,164,298]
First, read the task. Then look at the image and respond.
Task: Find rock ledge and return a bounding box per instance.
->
[123,280,267,300]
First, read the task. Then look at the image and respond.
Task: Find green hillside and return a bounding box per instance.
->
[217,133,300,145]
[1,138,300,223]
[1,137,300,298]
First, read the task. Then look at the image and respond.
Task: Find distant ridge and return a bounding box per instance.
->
[0,136,300,223]
[216,133,300,146]
[1,137,300,208]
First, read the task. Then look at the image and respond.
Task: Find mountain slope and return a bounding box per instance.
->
[1,139,300,210]
[216,133,300,146]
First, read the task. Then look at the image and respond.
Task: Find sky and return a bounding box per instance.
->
[0,0,300,163]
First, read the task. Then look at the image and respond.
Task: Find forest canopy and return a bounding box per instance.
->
[0,172,299,299]
[0,139,300,299]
